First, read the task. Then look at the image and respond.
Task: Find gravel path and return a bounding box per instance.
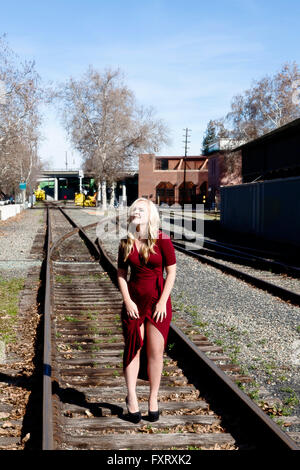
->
[0,207,45,450]
[0,208,44,280]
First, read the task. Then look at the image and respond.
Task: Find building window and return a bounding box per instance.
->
[155,159,168,170]
[156,182,174,205]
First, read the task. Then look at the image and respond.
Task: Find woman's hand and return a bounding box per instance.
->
[124,298,140,319]
[152,300,167,322]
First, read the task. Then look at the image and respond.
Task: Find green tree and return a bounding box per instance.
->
[202,120,217,155]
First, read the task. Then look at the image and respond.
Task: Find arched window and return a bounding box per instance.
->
[156,182,175,205]
[178,182,196,205]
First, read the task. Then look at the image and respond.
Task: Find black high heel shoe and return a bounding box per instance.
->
[125,396,141,424]
[148,399,160,422]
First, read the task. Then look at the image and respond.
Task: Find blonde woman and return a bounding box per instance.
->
[117,198,176,423]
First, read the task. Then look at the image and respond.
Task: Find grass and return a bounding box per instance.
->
[64,316,81,322]
[247,386,260,401]
[236,381,246,391]
[261,360,276,378]
[194,318,208,328]
[0,277,25,345]
[228,345,241,365]
[88,326,99,334]
[258,338,267,345]
[55,274,72,284]
[185,305,198,316]
[84,272,110,282]
[87,311,97,320]
[280,387,299,408]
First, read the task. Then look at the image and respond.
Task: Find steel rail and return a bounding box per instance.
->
[168,324,299,450]
[203,239,300,272]
[159,209,300,276]
[42,207,111,449]
[172,240,300,307]
[57,207,100,260]
[42,206,54,450]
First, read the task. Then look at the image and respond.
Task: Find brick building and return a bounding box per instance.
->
[206,139,243,209]
[138,154,208,206]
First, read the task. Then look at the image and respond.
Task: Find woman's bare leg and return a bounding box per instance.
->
[146,321,164,410]
[124,322,144,413]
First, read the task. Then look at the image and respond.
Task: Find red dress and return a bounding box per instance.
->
[117,230,176,381]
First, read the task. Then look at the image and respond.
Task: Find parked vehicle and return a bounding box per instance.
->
[0,191,13,205]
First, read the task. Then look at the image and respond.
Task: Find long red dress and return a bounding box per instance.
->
[117,230,176,381]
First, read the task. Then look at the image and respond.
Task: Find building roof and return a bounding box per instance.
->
[233,117,300,151]
[155,155,206,160]
[207,138,246,153]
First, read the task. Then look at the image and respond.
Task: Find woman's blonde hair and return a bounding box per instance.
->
[120,197,160,264]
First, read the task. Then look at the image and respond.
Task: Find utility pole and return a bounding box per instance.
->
[65,151,68,170]
[182,128,191,205]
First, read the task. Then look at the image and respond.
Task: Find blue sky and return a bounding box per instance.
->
[1,0,300,168]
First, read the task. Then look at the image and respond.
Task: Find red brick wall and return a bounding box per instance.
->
[207,151,242,206]
[139,154,208,204]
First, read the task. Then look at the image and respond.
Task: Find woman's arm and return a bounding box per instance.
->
[153,263,176,322]
[117,267,131,302]
[117,267,140,319]
[159,264,176,304]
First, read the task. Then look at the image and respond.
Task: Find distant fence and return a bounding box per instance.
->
[220,176,300,247]
[0,204,24,221]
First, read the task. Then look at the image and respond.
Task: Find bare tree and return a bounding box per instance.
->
[0,34,44,196]
[50,66,170,187]
[220,61,300,142]
[204,61,300,180]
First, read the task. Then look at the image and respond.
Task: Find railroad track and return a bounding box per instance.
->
[158,210,300,306]
[42,203,298,450]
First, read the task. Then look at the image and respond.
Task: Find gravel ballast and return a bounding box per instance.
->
[0,208,44,280]
[0,206,45,449]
